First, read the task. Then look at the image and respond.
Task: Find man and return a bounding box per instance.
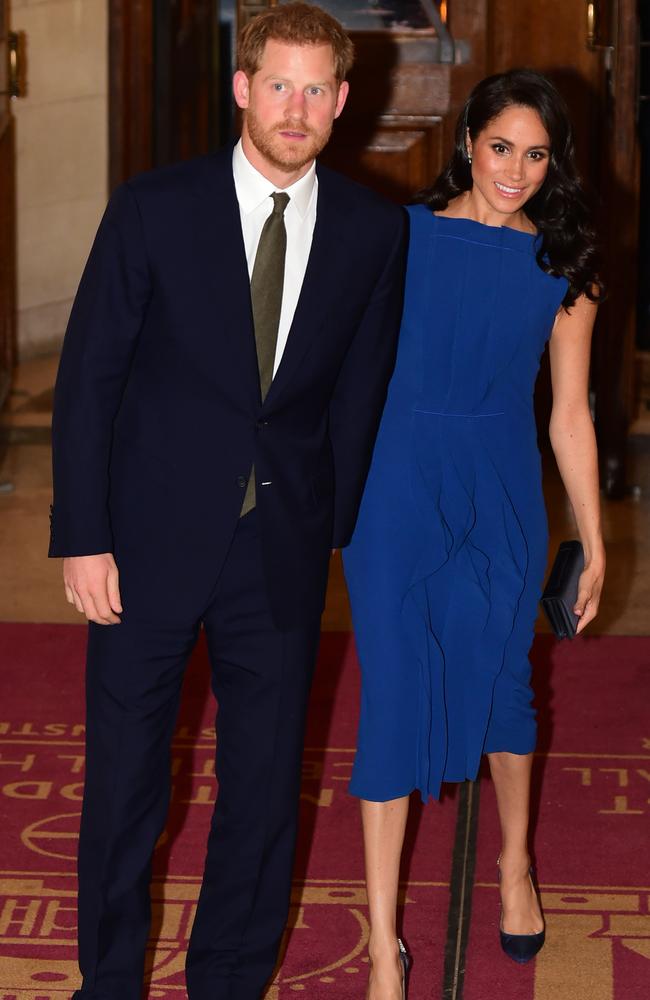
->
[49,4,406,998]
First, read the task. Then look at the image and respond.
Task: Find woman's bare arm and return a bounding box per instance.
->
[548,294,605,632]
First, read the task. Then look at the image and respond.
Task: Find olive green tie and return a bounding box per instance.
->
[240,191,290,517]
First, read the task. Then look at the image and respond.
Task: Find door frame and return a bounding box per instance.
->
[592,0,641,496]
[108,1,154,190]
[108,1,221,190]
[0,0,17,401]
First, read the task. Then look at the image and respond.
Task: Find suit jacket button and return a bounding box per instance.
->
[236,475,247,488]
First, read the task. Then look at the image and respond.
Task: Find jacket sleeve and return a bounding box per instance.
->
[49,182,152,557]
[329,208,408,549]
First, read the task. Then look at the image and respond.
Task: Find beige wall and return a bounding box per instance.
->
[10,0,108,359]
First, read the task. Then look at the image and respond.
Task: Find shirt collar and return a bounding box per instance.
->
[232,138,317,220]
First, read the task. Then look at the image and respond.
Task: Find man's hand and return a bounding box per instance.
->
[63,553,122,625]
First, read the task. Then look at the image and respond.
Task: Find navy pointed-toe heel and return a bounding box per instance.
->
[497,858,545,964]
[499,920,545,964]
[398,938,411,999]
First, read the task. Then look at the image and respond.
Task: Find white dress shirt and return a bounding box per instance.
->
[232,139,318,377]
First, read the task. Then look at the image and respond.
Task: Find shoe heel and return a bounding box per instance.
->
[497,861,546,964]
[397,938,410,998]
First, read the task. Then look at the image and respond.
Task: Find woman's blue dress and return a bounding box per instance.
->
[343,205,568,802]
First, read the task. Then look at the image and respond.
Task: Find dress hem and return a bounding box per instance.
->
[349,741,536,804]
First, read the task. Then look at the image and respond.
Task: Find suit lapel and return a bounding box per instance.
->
[193,149,261,408]
[193,153,352,411]
[264,168,347,408]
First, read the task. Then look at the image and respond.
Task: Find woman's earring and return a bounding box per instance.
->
[467,152,472,164]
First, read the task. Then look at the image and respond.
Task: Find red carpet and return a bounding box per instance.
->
[465,635,650,1000]
[0,625,457,999]
[1,625,648,999]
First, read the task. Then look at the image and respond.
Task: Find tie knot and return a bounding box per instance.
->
[271,191,290,216]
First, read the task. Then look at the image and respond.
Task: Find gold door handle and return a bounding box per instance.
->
[587,2,596,48]
[3,31,28,98]
[586,1,614,53]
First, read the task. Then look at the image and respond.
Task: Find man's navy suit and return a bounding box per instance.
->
[50,146,406,998]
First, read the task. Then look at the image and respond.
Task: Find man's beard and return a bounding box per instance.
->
[245,108,333,174]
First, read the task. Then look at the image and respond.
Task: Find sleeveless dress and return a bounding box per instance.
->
[343,205,568,802]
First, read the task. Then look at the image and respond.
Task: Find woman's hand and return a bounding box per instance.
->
[574,555,605,633]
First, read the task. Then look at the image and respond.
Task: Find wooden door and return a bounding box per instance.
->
[152,0,220,167]
[488,0,641,497]
[0,0,16,406]
[109,0,220,189]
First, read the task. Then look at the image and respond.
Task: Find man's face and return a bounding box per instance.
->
[233,40,349,182]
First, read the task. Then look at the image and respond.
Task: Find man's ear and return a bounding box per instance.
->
[334,80,350,120]
[233,70,250,110]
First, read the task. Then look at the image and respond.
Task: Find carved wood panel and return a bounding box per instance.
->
[321,123,443,201]
[318,28,452,199]
[237,3,465,201]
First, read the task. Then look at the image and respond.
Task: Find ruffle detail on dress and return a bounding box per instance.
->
[402,412,529,800]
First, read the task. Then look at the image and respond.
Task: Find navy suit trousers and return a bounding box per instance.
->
[72,511,321,1000]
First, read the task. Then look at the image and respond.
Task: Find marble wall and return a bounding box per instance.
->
[10,0,108,359]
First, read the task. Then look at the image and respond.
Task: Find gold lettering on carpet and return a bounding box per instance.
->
[560,762,650,814]
[0,874,419,997]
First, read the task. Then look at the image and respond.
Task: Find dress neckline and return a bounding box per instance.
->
[431,210,537,239]
[412,206,539,255]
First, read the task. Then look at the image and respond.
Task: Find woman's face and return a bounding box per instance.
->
[467,105,551,221]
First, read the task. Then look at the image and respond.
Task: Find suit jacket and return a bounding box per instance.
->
[49,146,407,629]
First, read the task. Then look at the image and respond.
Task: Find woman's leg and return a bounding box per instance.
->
[487,751,544,934]
[361,796,410,999]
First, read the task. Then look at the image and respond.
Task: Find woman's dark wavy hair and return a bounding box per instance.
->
[415,68,604,308]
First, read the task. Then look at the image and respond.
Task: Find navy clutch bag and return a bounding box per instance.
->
[540,540,584,639]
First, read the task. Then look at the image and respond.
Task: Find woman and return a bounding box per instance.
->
[343,69,606,998]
